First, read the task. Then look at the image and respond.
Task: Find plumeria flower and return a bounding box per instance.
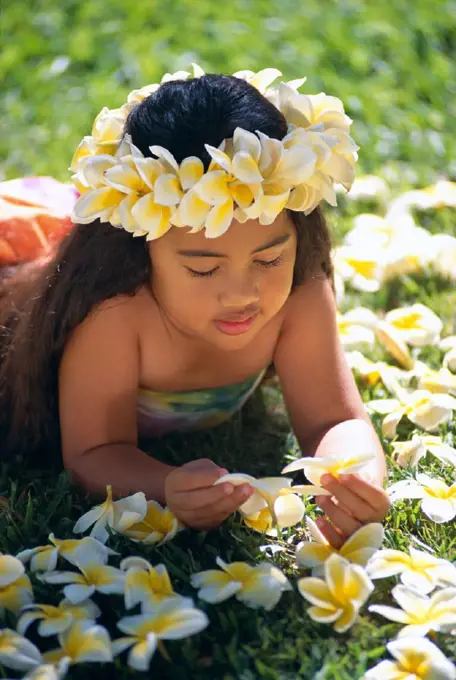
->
[121,500,183,545]
[112,599,209,671]
[345,351,405,387]
[368,584,456,637]
[37,550,125,604]
[297,553,374,633]
[366,381,456,439]
[120,556,192,611]
[17,659,71,680]
[43,620,113,666]
[281,450,377,485]
[73,484,148,544]
[0,628,42,672]
[16,534,118,572]
[332,244,385,292]
[0,552,34,614]
[390,433,456,468]
[337,307,378,351]
[387,473,456,523]
[441,335,456,373]
[296,517,384,576]
[374,320,415,370]
[17,598,101,637]
[343,175,390,203]
[384,304,443,347]
[366,546,456,595]
[363,636,456,680]
[190,557,292,611]
[214,473,329,532]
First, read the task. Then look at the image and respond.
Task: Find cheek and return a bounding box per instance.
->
[261,266,294,308]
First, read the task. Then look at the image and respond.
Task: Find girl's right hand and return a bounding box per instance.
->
[164,458,254,531]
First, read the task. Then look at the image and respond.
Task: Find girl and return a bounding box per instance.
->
[0,68,389,548]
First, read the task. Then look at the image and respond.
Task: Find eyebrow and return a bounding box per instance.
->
[177,233,291,258]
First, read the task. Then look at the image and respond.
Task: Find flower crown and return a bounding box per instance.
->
[69,63,359,240]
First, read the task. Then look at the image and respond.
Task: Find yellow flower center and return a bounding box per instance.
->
[346,258,377,278]
[391,312,423,330]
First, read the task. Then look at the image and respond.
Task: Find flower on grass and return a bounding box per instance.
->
[121,500,183,545]
[384,303,443,347]
[190,557,292,611]
[37,550,125,604]
[43,620,113,666]
[281,450,376,485]
[0,628,42,671]
[366,546,456,595]
[16,534,118,572]
[17,598,101,637]
[363,636,456,680]
[112,599,209,671]
[0,552,34,614]
[366,386,456,439]
[344,351,405,387]
[18,660,71,680]
[368,584,456,637]
[296,517,384,576]
[297,553,374,633]
[214,473,329,534]
[73,485,147,544]
[336,307,378,351]
[390,433,456,468]
[120,556,192,611]
[374,320,414,369]
[441,335,456,373]
[387,473,456,523]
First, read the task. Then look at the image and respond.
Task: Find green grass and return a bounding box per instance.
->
[1,0,456,677]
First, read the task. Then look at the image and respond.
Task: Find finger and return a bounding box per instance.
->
[171,460,228,492]
[175,480,246,510]
[315,496,363,537]
[340,474,391,517]
[314,517,345,550]
[320,474,375,522]
[181,484,253,519]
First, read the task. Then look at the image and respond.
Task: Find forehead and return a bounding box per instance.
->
[153,210,295,254]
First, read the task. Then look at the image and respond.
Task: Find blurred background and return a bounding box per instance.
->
[1,0,455,189]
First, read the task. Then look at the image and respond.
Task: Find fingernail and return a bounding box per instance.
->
[224,484,234,495]
[321,474,332,484]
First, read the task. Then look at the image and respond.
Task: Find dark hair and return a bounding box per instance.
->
[0,73,334,463]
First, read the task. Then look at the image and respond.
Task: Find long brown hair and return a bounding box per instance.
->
[0,74,334,463]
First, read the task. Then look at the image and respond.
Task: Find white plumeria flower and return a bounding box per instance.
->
[363,636,456,680]
[43,620,113,666]
[73,484,148,544]
[17,598,101,637]
[343,175,390,203]
[214,473,328,533]
[431,232,456,282]
[18,659,71,680]
[413,362,456,396]
[297,553,374,633]
[384,303,443,347]
[0,552,34,615]
[390,433,456,468]
[345,351,405,388]
[296,517,384,577]
[0,628,42,671]
[366,546,456,595]
[332,244,385,292]
[121,500,183,545]
[37,549,125,604]
[281,450,377,485]
[368,584,456,637]
[16,534,118,572]
[120,556,192,611]
[112,600,209,671]
[387,473,456,523]
[190,557,292,611]
[337,307,378,351]
[366,385,456,439]
[375,320,415,370]
[440,336,456,373]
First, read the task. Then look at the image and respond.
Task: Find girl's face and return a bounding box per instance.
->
[148,211,297,350]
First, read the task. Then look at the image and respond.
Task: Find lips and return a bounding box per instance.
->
[213,311,259,336]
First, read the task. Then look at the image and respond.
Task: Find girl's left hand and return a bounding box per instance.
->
[314,473,390,549]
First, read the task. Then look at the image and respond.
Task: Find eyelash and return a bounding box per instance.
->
[186,256,284,278]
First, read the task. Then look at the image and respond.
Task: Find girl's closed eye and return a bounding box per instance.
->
[185,255,284,278]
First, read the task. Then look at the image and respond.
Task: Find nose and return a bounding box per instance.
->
[218,270,259,309]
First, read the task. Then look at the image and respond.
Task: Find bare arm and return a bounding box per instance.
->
[59,296,176,501]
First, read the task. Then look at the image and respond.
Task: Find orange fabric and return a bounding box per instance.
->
[0,177,78,265]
